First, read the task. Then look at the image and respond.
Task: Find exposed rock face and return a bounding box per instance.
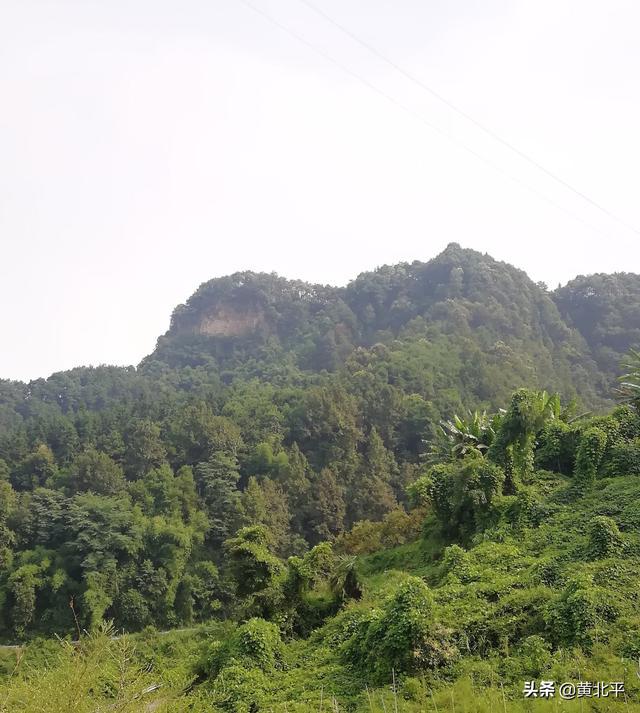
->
[193,304,264,337]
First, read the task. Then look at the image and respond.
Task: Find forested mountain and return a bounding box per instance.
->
[0,245,640,710]
[147,243,633,406]
[555,271,640,378]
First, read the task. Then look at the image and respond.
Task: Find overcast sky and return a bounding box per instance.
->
[1,0,639,382]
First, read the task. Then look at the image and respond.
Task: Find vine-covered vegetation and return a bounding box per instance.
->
[1,246,639,710]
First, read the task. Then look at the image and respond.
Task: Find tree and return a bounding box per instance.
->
[344,577,455,682]
[307,467,346,543]
[68,448,125,496]
[224,526,283,597]
[277,442,311,536]
[329,555,362,603]
[242,477,292,556]
[428,453,504,538]
[116,589,151,631]
[170,403,243,465]
[64,493,143,574]
[588,516,624,558]
[574,427,607,492]
[490,389,561,493]
[13,444,57,491]
[124,419,167,478]
[436,410,498,460]
[195,453,243,549]
[8,564,42,637]
[349,428,397,524]
[0,481,16,567]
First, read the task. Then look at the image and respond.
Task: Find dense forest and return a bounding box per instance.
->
[1,244,640,711]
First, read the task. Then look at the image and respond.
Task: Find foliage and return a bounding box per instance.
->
[574,427,608,491]
[436,410,498,460]
[1,248,640,709]
[206,617,284,677]
[224,526,283,597]
[343,576,457,683]
[587,516,624,558]
[427,454,504,538]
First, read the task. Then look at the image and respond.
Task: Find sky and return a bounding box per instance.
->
[1,0,639,382]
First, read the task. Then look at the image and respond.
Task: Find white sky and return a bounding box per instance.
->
[1,0,639,382]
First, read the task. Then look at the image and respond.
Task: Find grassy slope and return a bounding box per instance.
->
[2,471,640,711]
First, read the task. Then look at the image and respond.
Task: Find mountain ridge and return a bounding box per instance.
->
[141,243,638,409]
[2,244,639,417]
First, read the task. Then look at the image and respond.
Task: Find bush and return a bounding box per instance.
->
[335,508,424,555]
[605,438,640,477]
[574,427,607,492]
[428,455,505,538]
[588,516,624,558]
[545,578,597,648]
[507,487,548,528]
[536,420,575,474]
[504,635,552,679]
[116,590,151,632]
[441,544,472,582]
[612,404,640,440]
[343,577,457,682]
[206,617,284,677]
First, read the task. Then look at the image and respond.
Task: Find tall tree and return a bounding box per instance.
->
[195,453,243,550]
[349,428,397,525]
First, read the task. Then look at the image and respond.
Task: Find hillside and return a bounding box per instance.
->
[555,272,640,378]
[0,246,640,710]
[3,392,640,711]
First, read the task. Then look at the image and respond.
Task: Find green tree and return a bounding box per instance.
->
[68,448,125,496]
[428,453,505,538]
[13,444,57,491]
[349,428,397,524]
[242,476,292,556]
[8,563,43,637]
[307,467,346,543]
[617,349,640,408]
[170,403,243,465]
[0,480,16,567]
[574,427,607,492]
[195,453,243,549]
[224,526,283,597]
[490,389,561,493]
[124,419,167,478]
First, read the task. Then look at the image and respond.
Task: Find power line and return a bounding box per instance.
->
[294,0,640,237]
[236,0,610,236]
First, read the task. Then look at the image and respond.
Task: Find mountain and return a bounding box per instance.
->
[555,271,640,377]
[145,243,637,409]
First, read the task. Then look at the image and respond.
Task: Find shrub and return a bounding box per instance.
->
[574,427,607,492]
[343,576,457,682]
[206,617,284,677]
[406,474,432,508]
[335,508,424,555]
[605,438,640,477]
[513,635,552,678]
[507,487,548,528]
[545,578,597,648]
[116,589,151,632]
[536,420,575,474]
[428,455,504,538]
[612,404,640,439]
[224,526,284,597]
[441,544,472,582]
[587,516,624,558]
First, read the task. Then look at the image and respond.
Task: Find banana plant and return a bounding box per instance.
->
[616,349,640,407]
